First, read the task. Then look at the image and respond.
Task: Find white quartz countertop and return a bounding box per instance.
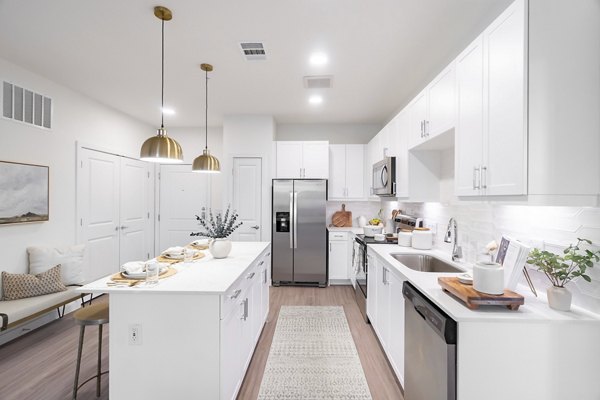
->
[327,226,364,234]
[368,244,600,323]
[78,242,270,295]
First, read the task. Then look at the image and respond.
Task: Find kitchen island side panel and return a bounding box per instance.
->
[457,320,600,400]
[109,292,221,399]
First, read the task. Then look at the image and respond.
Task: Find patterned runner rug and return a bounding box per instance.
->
[257,306,372,400]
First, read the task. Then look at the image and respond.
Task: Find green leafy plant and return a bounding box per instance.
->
[526,238,600,288]
[191,205,242,239]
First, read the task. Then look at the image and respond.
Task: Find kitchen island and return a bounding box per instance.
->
[79,242,271,400]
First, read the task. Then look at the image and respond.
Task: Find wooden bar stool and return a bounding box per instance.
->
[72,302,109,399]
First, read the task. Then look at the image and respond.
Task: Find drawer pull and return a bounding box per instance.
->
[229,289,241,300]
[247,272,256,280]
[259,261,265,266]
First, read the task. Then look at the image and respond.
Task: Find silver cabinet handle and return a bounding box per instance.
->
[329,242,332,252]
[263,269,267,284]
[420,120,424,137]
[244,298,248,320]
[239,300,245,320]
[120,226,128,230]
[251,225,260,230]
[247,272,256,280]
[258,260,265,266]
[229,289,241,299]
[115,226,120,231]
[474,166,481,190]
[481,166,487,189]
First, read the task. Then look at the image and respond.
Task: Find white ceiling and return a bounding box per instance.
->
[0,0,512,128]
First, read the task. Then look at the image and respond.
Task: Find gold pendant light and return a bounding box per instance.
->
[192,63,220,173]
[140,6,183,163]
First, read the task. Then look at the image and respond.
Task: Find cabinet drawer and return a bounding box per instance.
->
[329,232,349,241]
[221,277,249,320]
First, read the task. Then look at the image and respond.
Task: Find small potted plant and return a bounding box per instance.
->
[191,205,242,259]
[526,238,599,311]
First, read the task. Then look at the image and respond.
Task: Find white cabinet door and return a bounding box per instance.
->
[408,91,428,148]
[276,141,303,178]
[483,0,527,196]
[220,305,243,400]
[348,233,357,288]
[302,141,329,178]
[329,240,348,281]
[345,145,365,199]
[387,270,405,387]
[366,252,377,326]
[376,261,391,350]
[328,145,346,198]
[248,268,262,343]
[428,64,456,138]
[391,112,410,198]
[260,253,270,322]
[455,37,485,196]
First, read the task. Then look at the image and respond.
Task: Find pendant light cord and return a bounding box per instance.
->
[160,18,165,129]
[205,68,208,150]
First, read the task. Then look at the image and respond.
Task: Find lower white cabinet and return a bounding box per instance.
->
[328,231,349,283]
[348,232,357,289]
[368,252,406,387]
[220,248,270,399]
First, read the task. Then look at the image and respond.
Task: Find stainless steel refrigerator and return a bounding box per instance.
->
[272,179,327,287]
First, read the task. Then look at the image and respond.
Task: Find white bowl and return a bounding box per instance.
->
[363,225,383,237]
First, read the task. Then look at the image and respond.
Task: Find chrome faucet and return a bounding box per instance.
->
[444,218,463,261]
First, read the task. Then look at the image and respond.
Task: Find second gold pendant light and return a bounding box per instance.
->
[192,63,220,173]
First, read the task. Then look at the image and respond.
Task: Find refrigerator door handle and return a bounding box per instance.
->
[289,191,294,249]
[293,191,298,249]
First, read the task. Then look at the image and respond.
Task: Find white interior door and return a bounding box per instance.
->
[158,164,210,252]
[79,149,121,282]
[79,148,154,281]
[231,157,262,241]
[119,157,152,263]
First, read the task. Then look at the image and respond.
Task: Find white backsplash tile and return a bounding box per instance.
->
[400,202,600,314]
[326,201,381,228]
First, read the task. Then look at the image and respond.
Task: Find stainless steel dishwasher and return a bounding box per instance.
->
[402,281,457,400]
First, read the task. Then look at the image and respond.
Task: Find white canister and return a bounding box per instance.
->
[397,230,412,247]
[473,262,504,295]
[357,215,367,228]
[411,228,433,250]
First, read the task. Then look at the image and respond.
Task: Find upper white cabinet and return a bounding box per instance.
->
[409,64,456,149]
[455,0,527,196]
[276,141,329,179]
[329,144,365,200]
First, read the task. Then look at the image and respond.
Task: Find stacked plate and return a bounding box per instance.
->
[162,246,185,260]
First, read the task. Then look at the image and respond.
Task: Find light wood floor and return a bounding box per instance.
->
[0,286,403,400]
[237,286,404,400]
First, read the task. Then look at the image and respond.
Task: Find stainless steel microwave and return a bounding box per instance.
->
[372,157,396,196]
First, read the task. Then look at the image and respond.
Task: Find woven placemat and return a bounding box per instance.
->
[187,243,209,250]
[156,251,205,264]
[110,266,178,283]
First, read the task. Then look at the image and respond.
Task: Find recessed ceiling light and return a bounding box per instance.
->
[161,107,175,115]
[309,52,328,66]
[309,95,323,105]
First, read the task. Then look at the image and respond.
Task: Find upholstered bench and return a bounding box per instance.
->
[0,286,89,331]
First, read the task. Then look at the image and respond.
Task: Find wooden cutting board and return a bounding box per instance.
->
[331,204,352,227]
[438,277,524,310]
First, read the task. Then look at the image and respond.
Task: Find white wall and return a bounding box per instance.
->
[0,56,151,277]
[222,115,275,241]
[276,123,380,144]
[166,126,223,209]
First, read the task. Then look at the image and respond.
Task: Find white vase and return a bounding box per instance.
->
[547,286,572,311]
[209,238,232,259]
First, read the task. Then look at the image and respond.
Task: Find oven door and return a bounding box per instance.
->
[355,240,367,298]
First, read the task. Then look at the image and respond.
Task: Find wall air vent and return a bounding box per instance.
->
[240,42,267,61]
[303,75,333,89]
[2,81,52,129]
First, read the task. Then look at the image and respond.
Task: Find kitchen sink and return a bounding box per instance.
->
[390,253,464,273]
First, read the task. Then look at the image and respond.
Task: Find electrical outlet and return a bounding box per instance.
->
[129,324,142,345]
[424,221,437,235]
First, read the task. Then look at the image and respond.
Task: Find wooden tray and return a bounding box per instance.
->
[332,204,352,227]
[438,277,524,310]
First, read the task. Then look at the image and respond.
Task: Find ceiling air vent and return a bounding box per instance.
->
[2,81,52,129]
[303,75,333,89]
[240,42,266,61]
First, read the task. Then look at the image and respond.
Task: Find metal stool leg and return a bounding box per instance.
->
[73,325,86,400]
[97,324,102,397]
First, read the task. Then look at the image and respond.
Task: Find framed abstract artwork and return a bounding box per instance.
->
[0,161,49,224]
